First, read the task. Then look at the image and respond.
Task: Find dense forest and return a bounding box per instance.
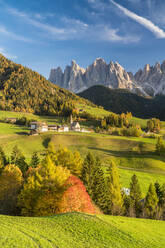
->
[78,85,165,120]
[0,54,86,116]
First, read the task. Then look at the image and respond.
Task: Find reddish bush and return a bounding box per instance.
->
[57,175,99,214]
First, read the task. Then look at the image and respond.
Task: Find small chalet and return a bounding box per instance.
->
[48,125,57,131]
[71,122,81,132]
[57,125,69,132]
[30,122,48,134]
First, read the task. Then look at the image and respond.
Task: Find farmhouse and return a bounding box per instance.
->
[71,122,81,132]
[30,122,48,134]
[48,125,57,131]
[57,125,69,132]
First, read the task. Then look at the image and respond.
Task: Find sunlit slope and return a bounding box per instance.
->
[0,213,164,248]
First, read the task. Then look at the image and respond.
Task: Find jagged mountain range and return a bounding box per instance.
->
[49,58,165,96]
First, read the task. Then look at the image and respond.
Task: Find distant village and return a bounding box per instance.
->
[4,116,91,135]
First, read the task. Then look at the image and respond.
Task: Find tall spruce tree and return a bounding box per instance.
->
[145,183,159,219]
[11,146,28,176]
[154,181,163,205]
[30,152,40,168]
[160,184,165,220]
[129,174,142,217]
[106,161,123,215]
[0,146,7,170]
[92,159,108,213]
[81,152,96,197]
[155,137,165,156]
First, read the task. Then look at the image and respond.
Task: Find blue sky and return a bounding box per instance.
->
[0,0,165,77]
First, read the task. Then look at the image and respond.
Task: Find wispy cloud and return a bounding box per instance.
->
[0,25,34,43]
[110,0,165,38]
[7,7,76,39]
[0,47,17,59]
[5,5,138,43]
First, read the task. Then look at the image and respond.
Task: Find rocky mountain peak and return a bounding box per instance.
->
[49,58,165,96]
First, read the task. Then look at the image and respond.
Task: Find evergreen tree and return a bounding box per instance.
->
[0,146,7,170]
[11,146,28,176]
[154,181,163,205]
[129,174,142,217]
[30,152,40,168]
[92,159,108,213]
[160,184,165,220]
[106,161,123,215]
[145,183,159,219]
[81,152,96,197]
[155,137,165,156]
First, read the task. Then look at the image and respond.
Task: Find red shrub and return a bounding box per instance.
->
[57,175,99,214]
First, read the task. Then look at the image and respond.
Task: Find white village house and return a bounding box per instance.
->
[30,122,48,134]
[57,125,69,132]
[71,121,81,132]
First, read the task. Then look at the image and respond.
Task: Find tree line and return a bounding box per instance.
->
[0,144,164,219]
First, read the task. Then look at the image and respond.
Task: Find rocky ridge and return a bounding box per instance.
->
[49,58,165,96]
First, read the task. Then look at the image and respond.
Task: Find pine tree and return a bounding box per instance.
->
[155,137,165,156]
[160,184,165,220]
[0,146,7,170]
[106,161,123,215]
[154,181,163,205]
[129,174,142,217]
[81,152,96,197]
[92,160,108,213]
[30,152,40,168]
[145,183,159,219]
[11,146,28,176]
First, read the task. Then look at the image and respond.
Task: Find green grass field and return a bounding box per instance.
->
[0,213,164,248]
[0,116,165,194]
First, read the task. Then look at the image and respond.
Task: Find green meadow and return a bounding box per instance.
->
[0,213,164,248]
[0,110,165,194]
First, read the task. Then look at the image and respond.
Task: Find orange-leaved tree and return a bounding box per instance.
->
[57,175,99,214]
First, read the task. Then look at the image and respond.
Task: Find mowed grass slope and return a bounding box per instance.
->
[0,213,164,248]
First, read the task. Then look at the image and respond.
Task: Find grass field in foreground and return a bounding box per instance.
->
[0,213,164,248]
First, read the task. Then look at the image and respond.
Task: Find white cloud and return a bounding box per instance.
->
[110,0,165,38]
[101,26,140,43]
[0,25,34,42]
[5,4,139,43]
[7,7,75,39]
[0,47,17,59]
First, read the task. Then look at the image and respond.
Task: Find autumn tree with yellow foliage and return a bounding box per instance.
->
[0,164,23,215]
[18,154,70,216]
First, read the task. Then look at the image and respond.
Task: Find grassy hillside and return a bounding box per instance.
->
[1,113,165,194]
[78,85,165,120]
[0,213,164,248]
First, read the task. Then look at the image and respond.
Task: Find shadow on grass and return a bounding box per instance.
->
[15,132,29,135]
[88,146,165,162]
